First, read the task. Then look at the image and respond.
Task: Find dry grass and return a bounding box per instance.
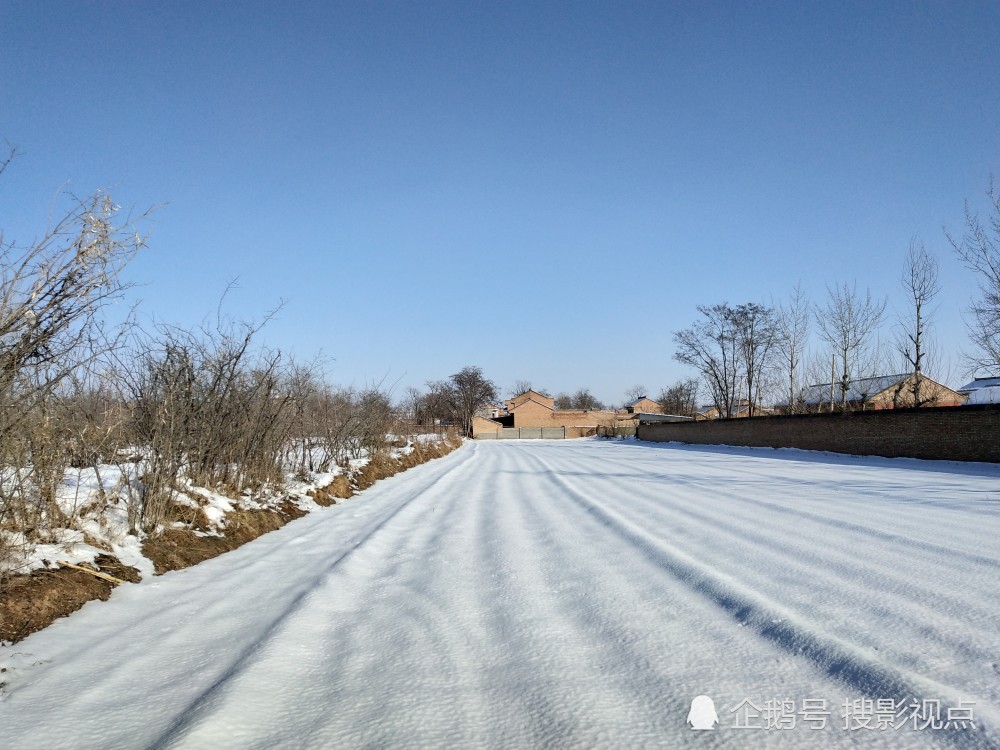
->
[354,436,461,491]
[307,474,352,505]
[142,499,306,574]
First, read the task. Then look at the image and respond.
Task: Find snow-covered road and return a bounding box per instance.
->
[2,439,998,749]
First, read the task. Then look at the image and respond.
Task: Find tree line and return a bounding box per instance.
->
[0,152,495,577]
[670,182,999,417]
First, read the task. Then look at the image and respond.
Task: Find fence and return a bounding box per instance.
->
[636,404,1000,463]
[477,427,568,440]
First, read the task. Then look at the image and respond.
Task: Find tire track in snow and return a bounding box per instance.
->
[156,443,497,749]
[580,443,998,569]
[493,443,723,745]
[555,446,1000,658]
[525,445,1000,749]
[696,482,996,570]
[504,443,957,748]
[142,445,483,750]
[463,443,683,748]
[545,449,999,672]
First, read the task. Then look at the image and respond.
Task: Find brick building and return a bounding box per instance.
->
[474,389,619,437]
[783,373,965,412]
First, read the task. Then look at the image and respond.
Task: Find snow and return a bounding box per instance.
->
[1,439,997,749]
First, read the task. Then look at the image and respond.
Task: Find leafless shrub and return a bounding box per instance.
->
[1,151,147,573]
[118,318,307,533]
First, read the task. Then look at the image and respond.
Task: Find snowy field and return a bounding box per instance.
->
[1,439,997,749]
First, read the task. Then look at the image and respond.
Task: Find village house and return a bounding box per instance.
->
[957,376,1000,404]
[782,373,966,412]
[622,396,663,414]
[473,389,620,438]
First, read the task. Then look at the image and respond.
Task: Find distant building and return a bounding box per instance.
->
[474,388,620,436]
[695,400,763,420]
[957,376,1000,405]
[623,396,663,415]
[635,413,695,424]
[782,373,965,412]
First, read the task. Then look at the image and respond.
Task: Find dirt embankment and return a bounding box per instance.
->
[0,437,461,643]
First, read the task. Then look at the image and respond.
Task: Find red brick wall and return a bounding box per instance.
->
[636,405,1000,463]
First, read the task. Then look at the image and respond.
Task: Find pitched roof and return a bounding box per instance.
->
[957,376,1000,394]
[795,373,957,405]
[507,394,555,412]
[509,389,553,406]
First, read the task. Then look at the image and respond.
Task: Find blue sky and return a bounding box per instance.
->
[2,1,998,405]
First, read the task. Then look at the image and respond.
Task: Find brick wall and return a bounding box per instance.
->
[636,404,1000,463]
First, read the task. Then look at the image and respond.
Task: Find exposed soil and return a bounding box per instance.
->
[1,555,140,643]
[1,437,462,643]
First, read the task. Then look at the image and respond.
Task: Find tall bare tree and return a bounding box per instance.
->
[1,150,148,544]
[776,282,810,410]
[732,302,778,416]
[946,179,1000,374]
[673,304,741,418]
[624,384,647,403]
[447,366,498,437]
[0,189,147,434]
[421,380,454,425]
[815,283,886,410]
[674,302,778,418]
[896,239,940,406]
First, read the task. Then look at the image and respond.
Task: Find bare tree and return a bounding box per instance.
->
[776,282,810,411]
[896,239,940,406]
[553,392,573,409]
[674,303,778,417]
[0,190,147,435]
[510,380,533,397]
[570,389,604,410]
[815,283,886,410]
[400,386,423,421]
[421,380,455,425]
[447,366,498,437]
[117,307,320,534]
[658,378,699,416]
[623,384,645,403]
[946,179,1000,374]
[732,303,778,416]
[673,304,741,418]
[0,151,148,556]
